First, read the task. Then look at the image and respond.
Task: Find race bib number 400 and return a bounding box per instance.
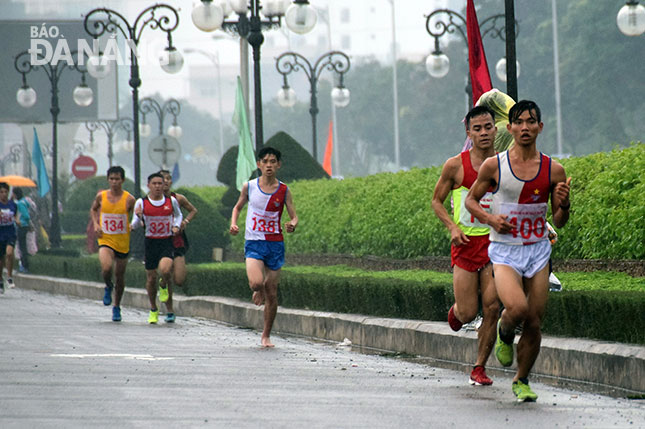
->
[458,189,493,228]
[145,216,172,238]
[101,213,127,234]
[498,202,548,244]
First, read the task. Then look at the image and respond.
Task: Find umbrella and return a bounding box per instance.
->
[0,175,37,187]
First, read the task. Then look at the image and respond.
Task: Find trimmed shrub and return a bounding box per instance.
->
[65,175,136,211]
[60,210,90,234]
[173,187,230,263]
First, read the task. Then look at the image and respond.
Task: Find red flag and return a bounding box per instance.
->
[322,121,333,176]
[467,0,492,105]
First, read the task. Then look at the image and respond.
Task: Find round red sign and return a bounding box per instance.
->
[72,155,97,180]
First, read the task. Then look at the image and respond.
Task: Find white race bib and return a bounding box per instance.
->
[497,202,548,244]
[249,211,280,234]
[0,208,14,226]
[144,215,172,238]
[101,213,127,235]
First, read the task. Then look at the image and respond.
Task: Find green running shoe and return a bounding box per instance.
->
[158,278,169,303]
[495,318,514,367]
[512,379,538,402]
[148,309,159,324]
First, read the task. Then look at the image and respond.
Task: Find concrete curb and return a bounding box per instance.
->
[14,274,645,393]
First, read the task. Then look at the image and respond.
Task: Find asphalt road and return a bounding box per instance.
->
[1,288,643,428]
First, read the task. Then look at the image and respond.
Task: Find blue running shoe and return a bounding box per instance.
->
[112,306,122,322]
[165,313,175,323]
[103,284,113,306]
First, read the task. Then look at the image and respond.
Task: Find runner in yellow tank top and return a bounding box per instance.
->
[90,166,135,322]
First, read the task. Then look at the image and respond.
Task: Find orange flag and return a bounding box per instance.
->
[322,120,333,176]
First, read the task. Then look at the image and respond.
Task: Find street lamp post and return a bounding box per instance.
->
[84,5,184,198]
[425,7,519,106]
[139,98,182,170]
[184,48,226,157]
[191,0,317,152]
[14,50,94,248]
[85,119,134,168]
[0,144,23,176]
[275,51,351,162]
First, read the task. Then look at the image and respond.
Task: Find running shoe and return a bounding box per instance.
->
[103,284,113,306]
[6,278,15,288]
[495,318,514,367]
[447,304,463,331]
[158,278,169,303]
[512,379,538,402]
[112,306,122,322]
[165,313,175,323]
[549,273,562,292]
[469,366,493,386]
[0,283,4,294]
[148,309,159,324]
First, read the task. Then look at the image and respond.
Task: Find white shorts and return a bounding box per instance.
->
[489,240,552,278]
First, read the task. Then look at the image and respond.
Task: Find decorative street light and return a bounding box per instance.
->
[425,7,519,106]
[617,0,645,36]
[183,48,226,158]
[0,144,24,176]
[84,5,184,198]
[14,50,93,248]
[138,97,182,170]
[191,0,317,152]
[85,119,134,167]
[139,98,182,138]
[275,51,351,162]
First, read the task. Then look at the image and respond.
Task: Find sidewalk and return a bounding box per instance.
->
[14,273,645,394]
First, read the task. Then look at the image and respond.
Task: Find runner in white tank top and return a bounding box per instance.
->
[465,100,572,403]
[229,147,298,348]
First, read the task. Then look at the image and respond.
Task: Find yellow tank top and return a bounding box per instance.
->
[97,190,131,254]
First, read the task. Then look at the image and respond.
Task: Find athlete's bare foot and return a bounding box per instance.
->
[261,336,274,348]
[252,290,265,306]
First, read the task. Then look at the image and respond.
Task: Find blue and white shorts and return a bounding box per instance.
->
[489,240,551,278]
[244,240,285,271]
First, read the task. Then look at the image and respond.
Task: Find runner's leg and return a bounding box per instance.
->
[452,266,480,323]
[98,247,116,287]
[476,264,498,367]
[246,258,266,306]
[159,256,174,313]
[173,255,187,287]
[261,268,281,348]
[113,256,128,308]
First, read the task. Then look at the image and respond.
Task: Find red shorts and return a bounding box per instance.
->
[451,234,491,272]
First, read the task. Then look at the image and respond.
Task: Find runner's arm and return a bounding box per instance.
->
[170,196,183,231]
[130,199,144,230]
[550,161,571,229]
[90,191,103,236]
[465,158,514,234]
[176,193,197,229]
[229,183,249,236]
[284,188,298,233]
[431,157,469,246]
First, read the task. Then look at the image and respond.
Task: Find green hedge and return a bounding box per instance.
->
[27,255,645,345]
[221,143,644,260]
[60,210,89,234]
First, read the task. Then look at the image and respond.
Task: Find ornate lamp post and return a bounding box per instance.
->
[191,0,317,152]
[425,6,519,106]
[85,119,134,167]
[84,5,184,198]
[0,144,24,176]
[275,51,351,162]
[617,0,645,36]
[139,98,182,170]
[14,50,94,248]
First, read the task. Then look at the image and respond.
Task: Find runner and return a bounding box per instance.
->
[130,173,182,324]
[158,169,198,306]
[229,146,298,348]
[431,105,500,386]
[90,166,135,322]
[0,182,18,294]
[466,100,571,402]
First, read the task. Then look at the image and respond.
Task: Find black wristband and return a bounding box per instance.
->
[559,202,570,210]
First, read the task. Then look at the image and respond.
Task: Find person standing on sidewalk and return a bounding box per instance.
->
[0,183,18,293]
[466,100,571,402]
[158,169,198,307]
[130,173,182,324]
[12,187,30,274]
[431,105,500,386]
[90,166,135,322]
[229,147,298,348]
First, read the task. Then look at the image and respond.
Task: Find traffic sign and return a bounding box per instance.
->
[148,134,181,169]
[72,155,97,180]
